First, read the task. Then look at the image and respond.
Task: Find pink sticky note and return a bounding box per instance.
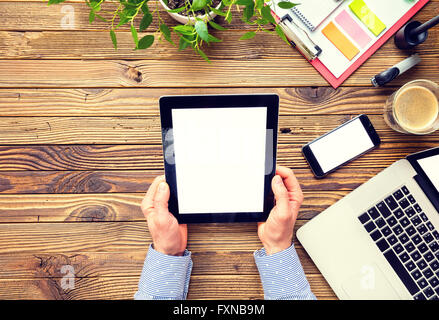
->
[335,10,372,49]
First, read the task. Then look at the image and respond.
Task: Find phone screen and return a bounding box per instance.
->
[309,118,375,174]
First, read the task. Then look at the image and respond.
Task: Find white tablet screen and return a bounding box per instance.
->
[171,107,267,214]
[418,154,439,193]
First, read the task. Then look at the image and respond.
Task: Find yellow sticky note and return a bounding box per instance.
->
[349,0,386,36]
[322,22,360,61]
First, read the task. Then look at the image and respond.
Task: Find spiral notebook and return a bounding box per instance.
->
[292,0,344,31]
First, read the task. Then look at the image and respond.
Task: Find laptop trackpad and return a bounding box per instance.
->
[341,263,401,300]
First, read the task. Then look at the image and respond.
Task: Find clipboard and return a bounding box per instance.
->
[270,0,430,88]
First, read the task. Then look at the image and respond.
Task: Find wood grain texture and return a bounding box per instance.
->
[0,221,314,254]
[0,274,335,300]
[0,168,384,194]
[0,248,322,278]
[0,142,436,171]
[1,57,439,87]
[0,191,347,222]
[0,87,396,116]
[0,114,438,144]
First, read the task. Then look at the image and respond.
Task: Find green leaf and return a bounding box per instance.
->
[137,35,154,49]
[207,34,222,42]
[131,24,139,47]
[255,0,264,10]
[179,37,191,51]
[141,3,150,14]
[208,20,227,31]
[139,13,153,31]
[89,0,101,12]
[89,11,95,24]
[167,6,186,13]
[195,20,209,42]
[110,30,117,50]
[261,5,275,24]
[243,3,255,21]
[173,25,195,36]
[95,14,107,22]
[277,1,298,9]
[160,24,174,45]
[239,31,256,40]
[191,0,208,11]
[236,0,252,5]
[209,7,226,17]
[225,10,232,23]
[48,0,67,4]
[196,48,211,63]
[275,24,290,45]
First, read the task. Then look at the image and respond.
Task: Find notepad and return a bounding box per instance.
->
[335,10,372,49]
[349,0,386,36]
[322,22,360,61]
[291,0,344,31]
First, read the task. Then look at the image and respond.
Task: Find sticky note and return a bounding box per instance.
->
[349,0,386,36]
[335,10,372,49]
[322,22,360,61]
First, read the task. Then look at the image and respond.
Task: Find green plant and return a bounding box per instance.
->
[48,0,298,62]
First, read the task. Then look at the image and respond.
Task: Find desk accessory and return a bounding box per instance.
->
[395,14,439,49]
[371,54,421,87]
[269,0,430,88]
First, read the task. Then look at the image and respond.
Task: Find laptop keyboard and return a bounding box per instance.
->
[358,185,439,300]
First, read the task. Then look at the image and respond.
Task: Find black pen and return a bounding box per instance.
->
[371,54,421,87]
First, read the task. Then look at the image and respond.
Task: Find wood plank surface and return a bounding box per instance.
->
[0,87,396,116]
[2,57,439,87]
[0,168,383,194]
[0,191,347,222]
[0,114,438,144]
[0,142,436,171]
[0,0,438,301]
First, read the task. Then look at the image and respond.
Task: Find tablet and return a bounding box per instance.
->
[159,94,279,223]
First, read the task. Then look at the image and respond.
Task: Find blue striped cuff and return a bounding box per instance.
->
[254,244,316,300]
[134,244,193,300]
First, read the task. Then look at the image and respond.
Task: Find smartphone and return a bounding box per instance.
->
[302,115,381,178]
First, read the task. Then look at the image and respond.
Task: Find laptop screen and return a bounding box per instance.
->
[417,154,439,192]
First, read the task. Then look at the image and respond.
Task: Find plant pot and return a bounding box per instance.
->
[159,0,220,24]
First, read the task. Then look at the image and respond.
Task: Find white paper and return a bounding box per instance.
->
[418,155,439,192]
[172,107,267,214]
[309,118,374,173]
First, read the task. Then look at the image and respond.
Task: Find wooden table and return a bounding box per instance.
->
[0,0,438,300]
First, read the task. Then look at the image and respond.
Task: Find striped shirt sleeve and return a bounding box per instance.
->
[134,244,193,300]
[254,243,316,300]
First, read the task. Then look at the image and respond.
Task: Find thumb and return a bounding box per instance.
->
[272,175,289,216]
[153,181,170,214]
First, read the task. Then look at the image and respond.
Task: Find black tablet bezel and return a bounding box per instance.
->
[302,114,381,178]
[159,94,279,224]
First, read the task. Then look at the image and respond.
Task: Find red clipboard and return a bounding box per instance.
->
[272,0,430,88]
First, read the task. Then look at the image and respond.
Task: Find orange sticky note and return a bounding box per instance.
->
[322,22,360,61]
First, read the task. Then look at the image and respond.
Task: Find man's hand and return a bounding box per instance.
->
[141,175,187,256]
[257,166,304,255]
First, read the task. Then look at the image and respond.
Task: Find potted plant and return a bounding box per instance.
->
[48,0,298,62]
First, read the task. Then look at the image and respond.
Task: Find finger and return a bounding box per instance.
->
[272,175,290,217]
[153,181,171,215]
[141,175,165,215]
[276,166,302,195]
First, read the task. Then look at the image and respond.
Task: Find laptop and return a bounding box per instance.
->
[297,146,439,300]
